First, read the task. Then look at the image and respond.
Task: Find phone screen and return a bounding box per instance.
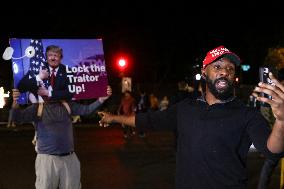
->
[259,67,273,106]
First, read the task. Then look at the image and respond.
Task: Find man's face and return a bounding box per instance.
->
[202,57,236,100]
[47,51,62,68]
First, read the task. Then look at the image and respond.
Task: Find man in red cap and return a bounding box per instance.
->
[200,45,241,102]
[98,46,284,189]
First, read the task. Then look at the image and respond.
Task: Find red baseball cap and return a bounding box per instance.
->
[202,46,241,68]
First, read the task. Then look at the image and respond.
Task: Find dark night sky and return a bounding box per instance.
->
[1,3,284,88]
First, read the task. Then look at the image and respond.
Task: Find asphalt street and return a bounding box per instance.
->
[0,123,281,189]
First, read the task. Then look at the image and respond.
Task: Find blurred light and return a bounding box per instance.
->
[195,74,201,80]
[193,64,200,68]
[235,77,239,82]
[0,87,10,108]
[2,47,14,60]
[241,65,250,71]
[118,59,126,67]
[13,62,19,74]
[116,57,128,73]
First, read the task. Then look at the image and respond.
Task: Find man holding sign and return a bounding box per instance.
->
[12,85,112,189]
[10,39,111,189]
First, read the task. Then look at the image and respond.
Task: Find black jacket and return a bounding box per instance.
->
[136,97,284,189]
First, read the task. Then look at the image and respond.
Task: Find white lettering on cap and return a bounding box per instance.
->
[209,48,229,58]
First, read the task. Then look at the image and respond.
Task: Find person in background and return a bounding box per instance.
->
[136,89,149,138]
[118,90,136,138]
[159,95,169,111]
[6,108,16,128]
[72,115,82,123]
[148,93,159,112]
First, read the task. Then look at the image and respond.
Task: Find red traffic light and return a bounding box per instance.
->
[117,57,127,71]
[118,58,126,68]
[113,54,132,76]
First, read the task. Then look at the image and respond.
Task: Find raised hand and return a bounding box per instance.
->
[98,111,113,127]
[98,85,112,103]
[253,72,284,122]
[39,67,49,80]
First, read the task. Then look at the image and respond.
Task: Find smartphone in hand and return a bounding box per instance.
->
[259,67,273,99]
[259,67,274,106]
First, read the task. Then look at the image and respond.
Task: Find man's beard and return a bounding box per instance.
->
[206,76,234,101]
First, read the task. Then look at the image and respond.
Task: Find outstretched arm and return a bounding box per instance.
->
[71,85,112,115]
[98,112,136,127]
[253,72,284,153]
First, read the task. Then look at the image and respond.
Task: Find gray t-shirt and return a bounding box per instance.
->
[13,100,102,154]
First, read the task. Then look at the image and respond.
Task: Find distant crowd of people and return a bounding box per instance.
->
[116,79,205,139]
